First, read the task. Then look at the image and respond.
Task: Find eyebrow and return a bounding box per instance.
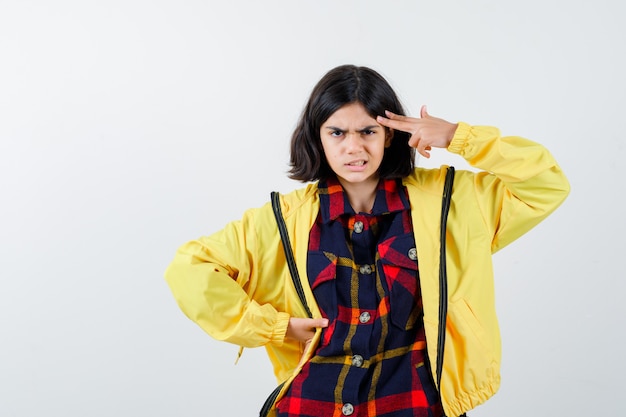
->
[324,125,380,132]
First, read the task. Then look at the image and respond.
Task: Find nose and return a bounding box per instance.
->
[345,132,364,153]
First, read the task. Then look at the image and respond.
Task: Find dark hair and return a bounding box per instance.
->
[288,65,414,182]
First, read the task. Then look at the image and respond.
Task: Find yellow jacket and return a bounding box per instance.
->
[165,123,570,416]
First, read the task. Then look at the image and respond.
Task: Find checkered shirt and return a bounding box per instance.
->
[276,177,444,417]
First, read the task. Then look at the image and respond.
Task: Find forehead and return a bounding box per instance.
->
[322,102,378,127]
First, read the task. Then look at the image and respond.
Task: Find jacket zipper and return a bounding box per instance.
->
[260,192,314,415]
[259,381,286,417]
[436,167,455,389]
[271,191,313,319]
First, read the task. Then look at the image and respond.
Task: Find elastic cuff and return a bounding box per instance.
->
[447,122,472,154]
[270,312,290,346]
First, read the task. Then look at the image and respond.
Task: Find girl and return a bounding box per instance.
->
[165,65,569,417]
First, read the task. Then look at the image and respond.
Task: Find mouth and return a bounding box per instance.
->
[346,160,367,166]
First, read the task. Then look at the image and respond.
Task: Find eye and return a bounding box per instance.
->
[330,129,344,137]
[362,129,375,135]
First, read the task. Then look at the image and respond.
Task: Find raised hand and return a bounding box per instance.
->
[377,105,458,158]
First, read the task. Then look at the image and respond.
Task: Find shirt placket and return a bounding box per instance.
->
[338,213,378,415]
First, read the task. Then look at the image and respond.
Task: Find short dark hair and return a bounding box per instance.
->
[288,65,414,182]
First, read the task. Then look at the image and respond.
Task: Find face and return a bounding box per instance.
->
[320,102,391,191]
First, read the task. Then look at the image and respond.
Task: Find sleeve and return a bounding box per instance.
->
[164,208,290,348]
[448,122,570,252]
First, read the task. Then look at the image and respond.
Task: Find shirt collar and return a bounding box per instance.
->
[318,176,410,223]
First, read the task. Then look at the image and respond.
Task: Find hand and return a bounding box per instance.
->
[286,317,329,362]
[377,105,458,158]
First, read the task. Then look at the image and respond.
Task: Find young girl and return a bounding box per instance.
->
[165,65,569,417]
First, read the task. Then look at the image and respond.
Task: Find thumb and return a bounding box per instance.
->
[420,105,429,118]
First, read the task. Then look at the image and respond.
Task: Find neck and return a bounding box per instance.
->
[339,177,379,214]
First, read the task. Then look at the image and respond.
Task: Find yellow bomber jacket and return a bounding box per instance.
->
[164,123,570,417]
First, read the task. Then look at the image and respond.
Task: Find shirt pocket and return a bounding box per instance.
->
[377,233,421,330]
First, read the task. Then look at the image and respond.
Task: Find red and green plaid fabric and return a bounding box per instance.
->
[276,177,443,417]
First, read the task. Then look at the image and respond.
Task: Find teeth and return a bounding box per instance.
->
[349,161,365,166]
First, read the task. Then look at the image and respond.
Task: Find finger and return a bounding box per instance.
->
[417,142,431,158]
[409,136,429,158]
[377,115,417,133]
[420,105,429,119]
[313,318,329,328]
[296,318,329,331]
[287,317,327,340]
[384,110,410,120]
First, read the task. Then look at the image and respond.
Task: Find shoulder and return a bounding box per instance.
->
[403,166,451,193]
[274,182,320,219]
[403,166,479,201]
[240,183,319,227]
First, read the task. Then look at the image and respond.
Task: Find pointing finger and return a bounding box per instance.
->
[377,114,415,133]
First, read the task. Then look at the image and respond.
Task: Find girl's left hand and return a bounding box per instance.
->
[377,105,458,158]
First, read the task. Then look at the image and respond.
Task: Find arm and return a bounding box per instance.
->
[448,122,570,251]
[164,209,290,348]
[378,106,570,252]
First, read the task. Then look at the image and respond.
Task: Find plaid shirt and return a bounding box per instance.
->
[277,177,443,417]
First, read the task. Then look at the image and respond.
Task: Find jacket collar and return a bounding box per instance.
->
[317,176,410,223]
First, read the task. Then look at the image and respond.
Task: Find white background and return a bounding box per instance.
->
[1,1,624,416]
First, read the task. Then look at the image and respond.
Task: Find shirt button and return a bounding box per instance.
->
[342,403,354,416]
[359,264,372,275]
[351,355,364,367]
[359,311,371,323]
[408,247,417,260]
[353,221,364,233]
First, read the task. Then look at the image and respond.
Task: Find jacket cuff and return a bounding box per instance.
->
[447,121,472,154]
[270,312,290,346]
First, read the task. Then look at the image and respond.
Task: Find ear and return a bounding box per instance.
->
[384,128,394,148]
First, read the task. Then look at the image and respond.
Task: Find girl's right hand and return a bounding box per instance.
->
[376,105,458,158]
[286,317,329,363]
